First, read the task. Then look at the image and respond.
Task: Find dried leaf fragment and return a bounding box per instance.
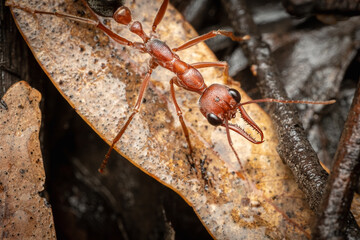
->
[0,81,56,239]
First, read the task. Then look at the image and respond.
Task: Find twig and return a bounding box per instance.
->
[313,79,360,239]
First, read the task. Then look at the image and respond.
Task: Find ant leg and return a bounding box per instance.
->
[99,65,156,173]
[6,2,98,25]
[7,2,136,47]
[192,61,230,84]
[173,30,249,52]
[223,118,250,187]
[152,0,169,33]
[170,77,193,157]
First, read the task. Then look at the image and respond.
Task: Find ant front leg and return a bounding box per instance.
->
[192,61,230,84]
[99,63,157,173]
[169,77,194,160]
[172,30,249,52]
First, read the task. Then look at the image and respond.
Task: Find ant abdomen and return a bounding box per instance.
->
[113,6,132,25]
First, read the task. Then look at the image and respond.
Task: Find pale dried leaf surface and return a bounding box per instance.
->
[9,0,314,238]
[0,81,56,239]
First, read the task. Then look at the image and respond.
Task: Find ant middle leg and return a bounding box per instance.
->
[99,64,157,173]
[172,30,250,52]
[191,61,230,84]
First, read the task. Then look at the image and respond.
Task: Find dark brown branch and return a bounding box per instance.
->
[220,0,360,238]
[221,0,326,210]
[282,0,360,17]
[313,79,360,239]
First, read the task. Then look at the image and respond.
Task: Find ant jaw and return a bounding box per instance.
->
[238,105,264,143]
[222,105,264,144]
[223,121,264,144]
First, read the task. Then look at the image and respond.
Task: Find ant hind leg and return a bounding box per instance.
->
[7,1,136,47]
[6,1,99,26]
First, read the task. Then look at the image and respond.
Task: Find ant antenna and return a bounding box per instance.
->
[240,98,336,107]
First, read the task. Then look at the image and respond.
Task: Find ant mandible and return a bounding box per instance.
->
[7,0,335,173]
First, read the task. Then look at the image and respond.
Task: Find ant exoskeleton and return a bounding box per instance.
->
[7,0,335,174]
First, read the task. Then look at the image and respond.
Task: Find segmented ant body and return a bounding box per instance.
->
[7,0,335,173]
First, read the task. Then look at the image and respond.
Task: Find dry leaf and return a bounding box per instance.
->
[8,0,316,238]
[0,81,56,239]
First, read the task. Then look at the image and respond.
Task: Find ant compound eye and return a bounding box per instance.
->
[228,88,241,103]
[207,113,223,126]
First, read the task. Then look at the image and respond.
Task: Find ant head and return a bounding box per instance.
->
[113,6,132,25]
[199,84,239,124]
[199,84,264,144]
